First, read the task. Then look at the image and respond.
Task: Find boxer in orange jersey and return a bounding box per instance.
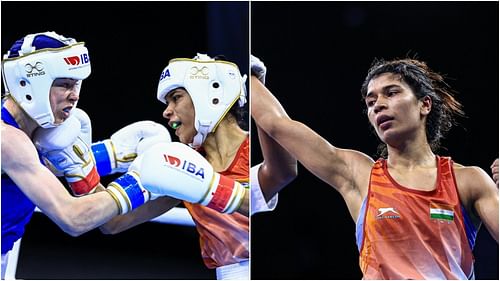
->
[251,57,498,279]
[99,54,249,280]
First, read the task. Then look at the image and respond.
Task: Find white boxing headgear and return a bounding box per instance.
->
[157,53,247,148]
[2,31,91,128]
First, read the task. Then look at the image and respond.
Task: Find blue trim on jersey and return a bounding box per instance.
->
[91,142,112,176]
[1,105,36,254]
[113,173,144,210]
[2,177,36,254]
[2,106,20,129]
[355,196,368,252]
[461,204,478,250]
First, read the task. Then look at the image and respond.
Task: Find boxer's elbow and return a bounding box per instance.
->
[262,115,293,140]
[64,226,84,237]
[58,216,86,237]
[259,161,297,202]
[57,204,98,237]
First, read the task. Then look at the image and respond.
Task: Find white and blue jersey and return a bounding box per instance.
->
[1,106,37,254]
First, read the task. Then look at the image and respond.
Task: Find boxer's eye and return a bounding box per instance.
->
[172,94,181,102]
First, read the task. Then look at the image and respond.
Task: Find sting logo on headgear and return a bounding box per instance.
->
[25,62,45,77]
[163,154,205,180]
[190,66,209,80]
[63,53,90,66]
[3,32,91,129]
[156,54,247,148]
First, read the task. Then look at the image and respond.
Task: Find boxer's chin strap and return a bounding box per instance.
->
[190,122,210,149]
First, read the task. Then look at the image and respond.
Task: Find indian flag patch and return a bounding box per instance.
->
[430,203,454,221]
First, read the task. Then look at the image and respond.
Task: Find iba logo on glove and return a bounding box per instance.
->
[163,154,206,180]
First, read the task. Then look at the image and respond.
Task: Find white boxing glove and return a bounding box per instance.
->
[137,142,247,214]
[251,54,267,84]
[91,121,171,176]
[34,108,100,196]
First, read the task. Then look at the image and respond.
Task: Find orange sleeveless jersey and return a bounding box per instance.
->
[184,137,249,269]
[356,156,477,279]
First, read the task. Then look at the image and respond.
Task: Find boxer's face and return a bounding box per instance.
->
[163,88,196,144]
[365,73,431,147]
[50,78,80,124]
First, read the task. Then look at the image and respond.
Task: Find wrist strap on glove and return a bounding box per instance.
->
[107,172,150,214]
[92,140,114,176]
[203,174,247,214]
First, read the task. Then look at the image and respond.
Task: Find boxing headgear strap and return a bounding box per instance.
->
[2,32,91,128]
[157,54,247,148]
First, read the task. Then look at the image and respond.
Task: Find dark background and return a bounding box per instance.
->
[2,1,248,279]
[251,2,499,280]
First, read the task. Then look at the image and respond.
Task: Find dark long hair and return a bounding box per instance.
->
[360,58,464,157]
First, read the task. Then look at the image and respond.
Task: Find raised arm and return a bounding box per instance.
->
[250,77,374,218]
[251,78,372,189]
[255,123,297,201]
[250,54,297,201]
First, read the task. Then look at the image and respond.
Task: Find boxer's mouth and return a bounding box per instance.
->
[171,121,182,129]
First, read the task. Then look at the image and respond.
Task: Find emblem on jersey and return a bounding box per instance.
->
[376,207,400,219]
[429,202,454,222]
